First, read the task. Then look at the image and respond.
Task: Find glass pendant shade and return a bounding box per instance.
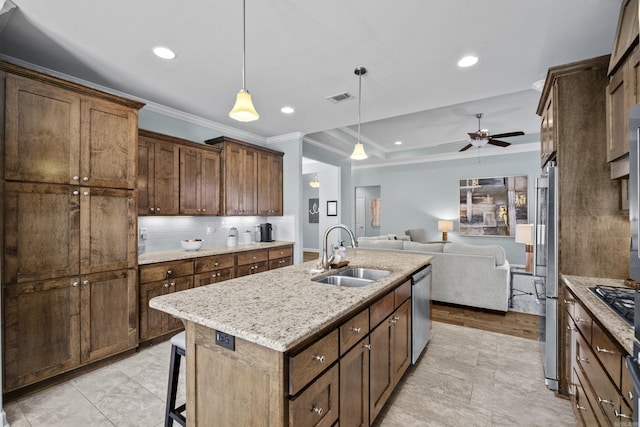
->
[229,90,259,122]
[351,142,368,160]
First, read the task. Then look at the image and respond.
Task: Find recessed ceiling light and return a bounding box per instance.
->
[281,106,294,114]
[394,141,403,145]
[153,46,176,60]
[457,55,478,68]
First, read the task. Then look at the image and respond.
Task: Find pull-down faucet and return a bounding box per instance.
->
[321,224,358,270]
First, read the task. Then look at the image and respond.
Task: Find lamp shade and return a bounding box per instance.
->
[351,143,368,160]
[515,224,533,245]
[229,90,259,122]
[438,220,454,232]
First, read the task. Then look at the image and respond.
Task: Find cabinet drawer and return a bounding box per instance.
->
[289,329,339,396]
[573,301,593,343]
[370,292,394,328]
[562,287,576,319]
[574,366,606,427]
[194,268,234,287]
[576,332,620,427]
[236,261,268,277]
[289,363,339,427]
[194,255,235,273]
[269,246,292,260]
[591,320,623,388]
[139,260,194,283]
[339,308,369,356]
[622,361,634,408]
[237,250,269,266]
[269,257,292,270]
[394,280,411,308]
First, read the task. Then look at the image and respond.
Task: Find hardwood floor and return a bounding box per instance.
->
[432,301,540,340]
[303,251,318,262]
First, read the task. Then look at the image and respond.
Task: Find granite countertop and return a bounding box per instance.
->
[150,249,432,352]
[562,275,634,354]
[138,241,294,265]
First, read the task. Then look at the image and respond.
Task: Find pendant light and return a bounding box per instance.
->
[309,174,320,188]
[351,67,368,160]
[229,0,259,122]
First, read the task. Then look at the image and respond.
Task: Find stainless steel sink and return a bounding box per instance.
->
[333,268,390,281]
[313,275,373,287]
[312,268,391,287]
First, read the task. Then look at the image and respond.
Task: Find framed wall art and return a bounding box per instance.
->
[327,200,338,216]
[309,198,319,223]
[459,175,528,237]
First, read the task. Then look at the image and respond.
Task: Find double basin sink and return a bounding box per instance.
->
[312,267,390,287]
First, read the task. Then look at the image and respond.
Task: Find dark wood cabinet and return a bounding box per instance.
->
[369,313,393,422]
[137,131,180,215]
[391,299,412,387]
[539,90,556,167]
[140,275,193,341]
[1,61,143,392]
[179,145,221,215]
[257,151,283,216]
[340,337,370,427]
[205,136,284,216]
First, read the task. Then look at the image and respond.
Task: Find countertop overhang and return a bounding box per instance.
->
[149,250,432,352]
[562,274,634,354]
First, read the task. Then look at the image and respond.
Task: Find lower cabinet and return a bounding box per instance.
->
[236,249,269,277]
[139,275,192,341]
[3,268,137,392]
[289,364,340,427]
[340,337,370,427]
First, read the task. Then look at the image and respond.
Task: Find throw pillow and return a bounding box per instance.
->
[404,228,428,244]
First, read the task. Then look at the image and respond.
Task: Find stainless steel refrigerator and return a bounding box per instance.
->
[534,161,558,391]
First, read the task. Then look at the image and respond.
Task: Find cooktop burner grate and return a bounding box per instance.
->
[588,286,634,326]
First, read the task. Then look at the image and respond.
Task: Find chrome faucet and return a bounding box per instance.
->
[322,224,358,270]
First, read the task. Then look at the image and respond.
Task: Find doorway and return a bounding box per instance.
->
[355,185,381,238]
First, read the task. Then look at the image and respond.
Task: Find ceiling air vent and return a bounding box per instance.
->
[326,92,355,104]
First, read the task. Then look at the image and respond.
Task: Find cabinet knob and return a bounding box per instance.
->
[156,208,160,212]
[149,207,155,212]
[362,343,371,350]
[73,176,79,181]
[314,355,325,363]
[72,281,79,287]
[629,391,634,400]
[73,190,79,196]
[167,270,173,276]
[202,209,206,212]
[311,406,323,416]
[170,282,175,287]
[197,209,201,212]
[83,191,89,196]
[164,283,169,288]
[216,273,221,277]
[390,316,400,324]
[563,299,574,305]
[214,262,219,266]
[83,176,89,182]
[83,280,89,285]
[351,327,361,334]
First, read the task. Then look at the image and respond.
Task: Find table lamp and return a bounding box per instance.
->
[515,224,534,273]
[437,220,454,241]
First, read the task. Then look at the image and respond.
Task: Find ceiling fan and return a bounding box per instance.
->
[459,113,525,152]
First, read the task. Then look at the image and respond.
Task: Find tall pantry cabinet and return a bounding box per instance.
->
[0,61,144,392]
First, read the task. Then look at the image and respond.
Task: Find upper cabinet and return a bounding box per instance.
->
[5,73,138,189]
[179,145,221,216]
[206,136,284,217]
[605,0,640,178]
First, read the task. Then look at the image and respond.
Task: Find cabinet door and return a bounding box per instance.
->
[4,182,80,283]
[139,280,169,341]
[369,315,393,423]
[179,146,202,215]
[540,91,556,167]
[391,299,412,387]
[4,277,81,391]
[340,338,370,427]
[201,149,221,215]
[607,61,628,162]
[4,73,80,184]
[80,269,137,363]
[137,138,153,215]
[257,152,283,216]
[224,143,242,215]
[241,147,257,215]
[153,140,180,215]
[80,98,137,189]
[80,187,136,274]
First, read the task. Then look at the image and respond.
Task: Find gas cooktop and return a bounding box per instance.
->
[588,286,634,326]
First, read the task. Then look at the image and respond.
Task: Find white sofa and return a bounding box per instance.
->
[357,235,510,312]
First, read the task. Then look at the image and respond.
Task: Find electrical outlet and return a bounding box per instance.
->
[139,227,148,240]
[215,331,235,351]
[207,224,214,235]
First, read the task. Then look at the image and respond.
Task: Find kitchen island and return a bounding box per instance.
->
[150,249,432,426]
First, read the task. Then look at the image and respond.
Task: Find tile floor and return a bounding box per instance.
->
[5,321,574,427]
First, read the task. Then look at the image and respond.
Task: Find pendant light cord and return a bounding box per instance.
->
[242,0,246,90]
[357,70,362,143]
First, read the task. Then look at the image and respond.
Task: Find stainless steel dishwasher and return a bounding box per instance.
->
[411,264,432,364]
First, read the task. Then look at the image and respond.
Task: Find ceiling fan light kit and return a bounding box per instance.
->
[229,0,259,122]
[351,66,369,160]
[459,113,524,152]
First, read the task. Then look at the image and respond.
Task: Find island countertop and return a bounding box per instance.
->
[149,249,431,352]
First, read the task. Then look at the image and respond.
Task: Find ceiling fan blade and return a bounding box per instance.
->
[488,140,511,147]
[459,144,473,152]
[467,132,479,139]
[490,131,524,139]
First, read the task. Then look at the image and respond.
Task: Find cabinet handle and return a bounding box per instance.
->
[615,409,633,419]
[362,343,371,350]
[351,327,362,334]
[314,355,325,363]
[576,404,586,411]
[214,262,219,266]
[311,406,323,416]
[73,176,79,181]
[72,281,79,287]
[576,356,589,364]
[567,326,577,331]
[595,346,617,355]
[629,391,634,400]
[390,316,400,324]
[575,317,587,323]
[82,176,89,182]
[83,280,89,285]
[167,270,173,276]
[563,299,574,305]
[73,190,79,196]
[596,396,615,406]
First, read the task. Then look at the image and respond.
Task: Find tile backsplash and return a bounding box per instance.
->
[138,215,295,253]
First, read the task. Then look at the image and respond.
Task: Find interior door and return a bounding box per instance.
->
[355,196,365,238]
